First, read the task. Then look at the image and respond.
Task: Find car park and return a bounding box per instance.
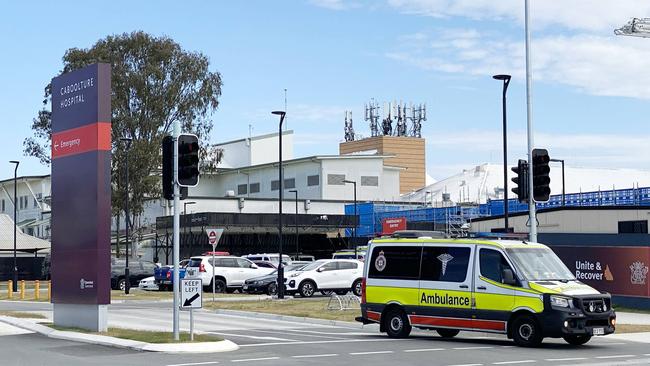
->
[332,246,368,261]
[284,259,363,298]
[356,232,616,347]
[110,257,158,291]
[185,255,275,292]
[291,254,315,262]
[243,263,308,295]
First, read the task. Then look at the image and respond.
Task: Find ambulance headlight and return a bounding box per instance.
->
[550,295,571,308]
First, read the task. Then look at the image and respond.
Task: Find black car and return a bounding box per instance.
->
[242,263,306,295]
[110,257,158,291]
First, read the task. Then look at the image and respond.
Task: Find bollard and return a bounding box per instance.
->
[7,280,13,300]
[20,280,25,300]
[47,281,51,301]
[35,280,40,300]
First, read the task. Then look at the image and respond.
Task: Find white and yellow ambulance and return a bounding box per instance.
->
[356,231,616,347]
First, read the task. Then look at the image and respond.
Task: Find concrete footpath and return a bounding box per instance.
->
[0,315,239,353]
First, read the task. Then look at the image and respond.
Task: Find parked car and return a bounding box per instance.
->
[111,258,158,291]
[253,260,277,269]
[291,254,315,262]
[332,246,368,261]
[283,259,363,298]
[185,256,275,293]
[242,253,292,266]
[242,263,308,295]
[138,276,159,291]
[154,259,190,291]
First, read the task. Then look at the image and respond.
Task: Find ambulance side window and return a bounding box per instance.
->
[479,248,512,283]
[368,246,421,280]
[421,247,470,283]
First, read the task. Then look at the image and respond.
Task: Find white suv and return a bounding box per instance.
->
[185,256,274,292]
[284,259,364,298]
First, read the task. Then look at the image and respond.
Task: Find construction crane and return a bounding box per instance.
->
[615,18,650,38]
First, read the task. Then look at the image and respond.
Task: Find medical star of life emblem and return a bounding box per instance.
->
[630,261,649,285]
[437,253,454,275]
[375,250,387,272]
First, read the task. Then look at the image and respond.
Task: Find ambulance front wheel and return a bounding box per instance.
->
[384,309,412,338]
[511,315,543,347]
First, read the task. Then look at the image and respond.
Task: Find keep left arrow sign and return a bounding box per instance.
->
[183,292,200,307]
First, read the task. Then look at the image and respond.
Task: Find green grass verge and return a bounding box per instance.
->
[204,298,359,322]
[47,324,222,343]
[0,311,47,319]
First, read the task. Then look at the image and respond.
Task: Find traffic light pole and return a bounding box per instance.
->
[172,121,180,341]
[525,0,537,242]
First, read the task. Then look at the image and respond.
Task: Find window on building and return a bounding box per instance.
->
[327,174,346,186]
[307,175,320,186]
[361,176,379,187]
[33,197,38,208]
[1,199,4,212]
[271,180,280,191]
[618,220,648,234]
[237,184,248,195]
[284,178,295,189]
[250,183,260,193]
[420,247,471,283]
[27,228,34,236]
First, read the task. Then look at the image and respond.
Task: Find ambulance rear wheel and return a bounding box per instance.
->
[511,315,543,347]
[563,335,591,346]
[384,309,411,338]
[436,329,460,338]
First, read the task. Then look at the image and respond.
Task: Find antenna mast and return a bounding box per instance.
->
[365,99,380,137]
[344,111,355,142]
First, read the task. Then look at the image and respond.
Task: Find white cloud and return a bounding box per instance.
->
[387,30,650,99]
[309,0,360,10]
[386,0,650,32]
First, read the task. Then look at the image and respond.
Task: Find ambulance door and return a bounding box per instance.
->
[415,244,474,330]
[472,247,516,333]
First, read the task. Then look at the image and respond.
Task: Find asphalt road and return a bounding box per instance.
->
[2,300,650,366]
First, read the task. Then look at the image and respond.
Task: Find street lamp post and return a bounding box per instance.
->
[272,110,286,299]
[343,180,358,258]
[288,190,298,257]
[9,161,19,292]
[493,74,512,233]
[183,201,196,255]
[120,137,132,294]
[550,159,565,206]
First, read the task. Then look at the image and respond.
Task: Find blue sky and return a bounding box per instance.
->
[2,0,650,181]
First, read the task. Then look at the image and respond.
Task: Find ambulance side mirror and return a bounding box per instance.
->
[502,268,517,286]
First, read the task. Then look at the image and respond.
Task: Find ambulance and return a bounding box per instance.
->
[356,231,616,347]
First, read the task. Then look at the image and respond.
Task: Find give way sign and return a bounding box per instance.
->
[205,228,224,249]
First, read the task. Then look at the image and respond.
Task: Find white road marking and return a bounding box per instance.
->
[403,348,446,352]
[167,362,219,366]
[454,346,493,350]
[253,329,346,340]
[231,357,280,363]
[599,342,627,345]
[492,361,536,365]
[205,332,297,342]
[447,364,483,366]
[286,329,371,336]
[291,354,339,358]
[595,355,636,359]
[239,337,408,347]
[350,351,394,355]
[544,357,588,361]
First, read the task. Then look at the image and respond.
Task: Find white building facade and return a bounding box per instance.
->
[0,175,51,240]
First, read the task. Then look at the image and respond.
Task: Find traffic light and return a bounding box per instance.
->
[511,159,529,202]
[178,134,200,187]
[162,135,188,200]
[532,148,551,202]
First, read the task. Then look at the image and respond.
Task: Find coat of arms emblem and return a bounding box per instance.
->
[375,250,387,272]
[630,261,649,285]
